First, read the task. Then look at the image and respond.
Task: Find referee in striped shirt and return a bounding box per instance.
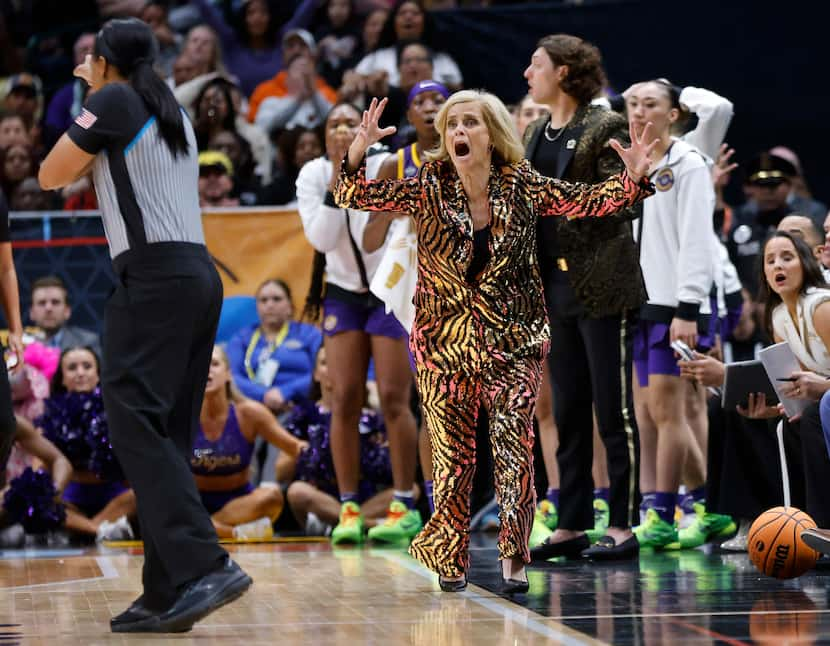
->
[40,19,251,633]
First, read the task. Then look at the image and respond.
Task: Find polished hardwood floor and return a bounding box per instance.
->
[1,534,829,644]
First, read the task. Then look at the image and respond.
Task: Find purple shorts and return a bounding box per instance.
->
[63,480,129,517]
[199,483,254,515]
[322,295,407,340]
[633,320,681,387]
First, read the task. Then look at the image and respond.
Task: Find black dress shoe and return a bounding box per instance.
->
[500,577,529,594]
[581,535,640,561]
[110,596,164,633]
[135,558,252,633]
[529,534,591,562]
[438,575,467,592]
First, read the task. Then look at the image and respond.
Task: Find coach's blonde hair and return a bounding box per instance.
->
[426,90,524,165]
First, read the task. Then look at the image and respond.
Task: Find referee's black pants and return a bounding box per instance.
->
[102,243,227,610]
[0,363,16,488]
[546,273,640,531]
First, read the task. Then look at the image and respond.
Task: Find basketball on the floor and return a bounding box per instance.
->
[748,507,819,579]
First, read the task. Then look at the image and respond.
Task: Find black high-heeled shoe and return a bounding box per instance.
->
[500,577,529,594]
[438,575,467,592]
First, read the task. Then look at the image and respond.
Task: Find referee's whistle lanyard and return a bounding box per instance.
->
[243,323,289,386]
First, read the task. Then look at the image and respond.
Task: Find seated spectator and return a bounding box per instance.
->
[140,1,182,78]
[1,143,36,198]
[258,125,324,206]
[352,0,462,90]
[0,113,30,150]
[2,73,43,151]
[337,7,389,104]
[208,130,260,206]
[198,150,240,208]
[28,275,102,357]
[249,30,338,134]
[10,176,57,211]
[0,415,73,546]
[314,0,363,89]
[190,345,307,540]
[171,50,209,88]
[181,23,228,79]
[36,347,136,542]
[191,0,317,96]
[43,32,95,150]
[227,278,322,416]
[191,77,273,182]
[769,145,827,229]
[280,347,394,536]
[226,278,322,485]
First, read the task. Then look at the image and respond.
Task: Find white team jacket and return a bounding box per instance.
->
[635,138,716,322]
[296,153,390,293]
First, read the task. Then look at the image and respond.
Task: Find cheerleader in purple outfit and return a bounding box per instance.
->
[37,347,136,540]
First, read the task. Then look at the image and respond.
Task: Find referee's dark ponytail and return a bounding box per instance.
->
[95,18,189,157]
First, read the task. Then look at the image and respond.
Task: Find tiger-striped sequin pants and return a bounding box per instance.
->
[409,357,542,577]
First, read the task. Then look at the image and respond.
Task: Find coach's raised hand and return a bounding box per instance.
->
[347,97,397,170]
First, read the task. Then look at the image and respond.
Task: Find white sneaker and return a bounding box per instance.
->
[232,516,274,540]
[97,515,134,542]
[304,512,332,537]
[720,518,750,552]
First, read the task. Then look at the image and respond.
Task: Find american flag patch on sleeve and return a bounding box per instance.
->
[75,108,98,129]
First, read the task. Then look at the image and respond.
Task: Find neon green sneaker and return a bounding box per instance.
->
[529,517,553,548]
[331,501,365,545]
[586,498,610,543]
[665,502,736,550]
[535,499,558,531]
[367,501,423,544]
[634,509,678,550]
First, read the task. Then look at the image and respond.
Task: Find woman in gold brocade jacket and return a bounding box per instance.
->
[335,91,656,592]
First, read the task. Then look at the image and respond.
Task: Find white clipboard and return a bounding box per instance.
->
[758,342,810,419]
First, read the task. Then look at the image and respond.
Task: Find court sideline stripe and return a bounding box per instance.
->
[377,551,606,646]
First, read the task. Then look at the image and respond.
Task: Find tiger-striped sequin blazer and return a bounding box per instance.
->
[335,157,654,374]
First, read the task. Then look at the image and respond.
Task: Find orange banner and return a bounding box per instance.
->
[202,209,314,311]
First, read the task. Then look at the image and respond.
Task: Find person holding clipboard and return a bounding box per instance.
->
[683,231,830,547]
[39,18,251,633]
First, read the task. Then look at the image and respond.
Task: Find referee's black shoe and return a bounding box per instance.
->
[110,595,163,632]
[112,557,252,633]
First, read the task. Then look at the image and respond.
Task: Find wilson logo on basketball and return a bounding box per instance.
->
[770,544,791,577]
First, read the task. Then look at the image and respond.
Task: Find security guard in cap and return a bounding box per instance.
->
[726,152,798,298]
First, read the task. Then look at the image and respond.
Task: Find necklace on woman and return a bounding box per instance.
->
[544,117,572,142]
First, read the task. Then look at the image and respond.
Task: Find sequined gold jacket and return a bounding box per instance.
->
[335,157,653,374]
[525,105,648,317]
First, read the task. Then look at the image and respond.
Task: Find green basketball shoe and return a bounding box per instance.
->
[665,502,736,550]
[367,501,423,544]
[331,501,365,545]
[634,509,678,550]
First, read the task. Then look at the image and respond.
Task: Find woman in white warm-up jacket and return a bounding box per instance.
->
[624,80,718,548]
[295,102,420,546]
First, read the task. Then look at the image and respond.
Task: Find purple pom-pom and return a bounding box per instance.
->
[36,387,124,482]
[3,467,66,534]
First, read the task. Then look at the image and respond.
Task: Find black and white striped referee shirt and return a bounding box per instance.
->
[67,83,204,260]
